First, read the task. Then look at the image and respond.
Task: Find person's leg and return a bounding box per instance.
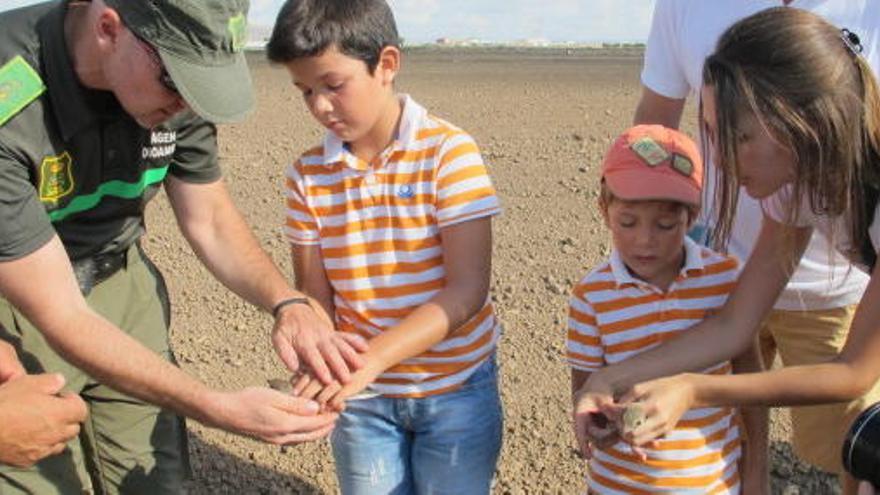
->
[79,246,188,495]
[330,395,412,495]
[771,306,880,495]
[410,357,503,495]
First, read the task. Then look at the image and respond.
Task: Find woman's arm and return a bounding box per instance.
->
[585,217,809,395]
[620,264,880,445]
[685,257,880,407]
[574,217,810,445]
[616,234,880,448]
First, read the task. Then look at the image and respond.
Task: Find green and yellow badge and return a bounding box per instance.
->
[39,152,75,203]
[0,56,45,127]
[228,12,247,52]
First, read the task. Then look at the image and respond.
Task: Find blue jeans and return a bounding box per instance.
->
[330,357,503,495]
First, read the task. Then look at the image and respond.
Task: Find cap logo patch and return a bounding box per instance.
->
[228,13,247,52]
[0,56,45,127]
[672,154,694,177]
[39,151,74,204]
[630,137,669,166]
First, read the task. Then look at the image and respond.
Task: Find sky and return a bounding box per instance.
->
[1,0,656,44]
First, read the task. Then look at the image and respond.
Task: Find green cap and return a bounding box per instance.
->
[105,0,254,123]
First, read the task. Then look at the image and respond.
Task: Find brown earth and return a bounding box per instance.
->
[142,48,840,494]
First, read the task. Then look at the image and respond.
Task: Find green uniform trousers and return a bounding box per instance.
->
[0,244,189,495]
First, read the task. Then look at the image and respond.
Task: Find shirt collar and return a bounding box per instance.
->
[39,2,124,141]
[322,94,425,171]
[608,236,706,289]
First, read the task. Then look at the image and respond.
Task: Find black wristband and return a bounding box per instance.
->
[272,297,310,319]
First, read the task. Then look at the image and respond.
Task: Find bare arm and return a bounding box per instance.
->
[164,176,365,383]
[164,175,306,313]
[632,86,687,128]
[686,258,880,407]
[0,236,335,444]
[353,218,491,368]
[618,263,880,447]
[585,217,807,395]
[290,243,336,321]
[318,217,493,409]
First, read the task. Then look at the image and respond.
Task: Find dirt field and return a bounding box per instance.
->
[141,48,840,494]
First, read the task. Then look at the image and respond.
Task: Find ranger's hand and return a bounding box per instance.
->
[207,387,338,444]
[272,299,367,385]
[0,373,88,467]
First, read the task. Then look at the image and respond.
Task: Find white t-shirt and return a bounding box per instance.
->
[764,187,880,274]
[642,0,878,310]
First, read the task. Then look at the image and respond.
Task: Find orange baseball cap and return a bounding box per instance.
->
[601,125,703,207]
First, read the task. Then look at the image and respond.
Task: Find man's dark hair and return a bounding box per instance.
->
[266,0,400,72]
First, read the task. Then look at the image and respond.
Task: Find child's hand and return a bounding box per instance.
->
[616,374,697,447]
[285,368,374,413]
[326,365,381,411]
[572,386,620,458]
[291,371,342,407]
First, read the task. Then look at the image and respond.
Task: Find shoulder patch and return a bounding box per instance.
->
[0,56,46,127]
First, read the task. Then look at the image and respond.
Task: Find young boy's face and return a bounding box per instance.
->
[603,198,691,290]
[284,45,397,146]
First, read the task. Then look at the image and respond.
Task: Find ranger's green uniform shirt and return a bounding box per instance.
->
[0,1,221,262]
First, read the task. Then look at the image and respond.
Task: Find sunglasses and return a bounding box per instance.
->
[132,32,179,95]
[631,136,695,177]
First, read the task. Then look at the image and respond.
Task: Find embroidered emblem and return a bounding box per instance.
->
[39,152,74,203]
[0,56,45,127]
[397,184,415,199]
[228,13,247,52]
[631,137,669,166]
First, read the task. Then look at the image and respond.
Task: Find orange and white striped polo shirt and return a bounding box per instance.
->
[567,237,742,494]
[285,95,501,398]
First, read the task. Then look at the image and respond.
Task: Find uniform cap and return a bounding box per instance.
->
[105,0,254,123]
[601,125,703,207]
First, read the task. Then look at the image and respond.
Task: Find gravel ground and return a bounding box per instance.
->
[140,48,841,494]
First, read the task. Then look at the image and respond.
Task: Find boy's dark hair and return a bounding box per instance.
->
[266,0,400,72]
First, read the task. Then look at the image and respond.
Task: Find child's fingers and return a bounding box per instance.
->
[587,425,620,450]
[328,386,353,412]
[329,396,347,412]
[293,372,316,396]
[316,381,342,405]
[628,418,669,447]
[299,379,324,401]
[629,443,648,462]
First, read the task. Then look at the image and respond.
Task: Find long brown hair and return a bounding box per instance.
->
[702,7,880,262]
